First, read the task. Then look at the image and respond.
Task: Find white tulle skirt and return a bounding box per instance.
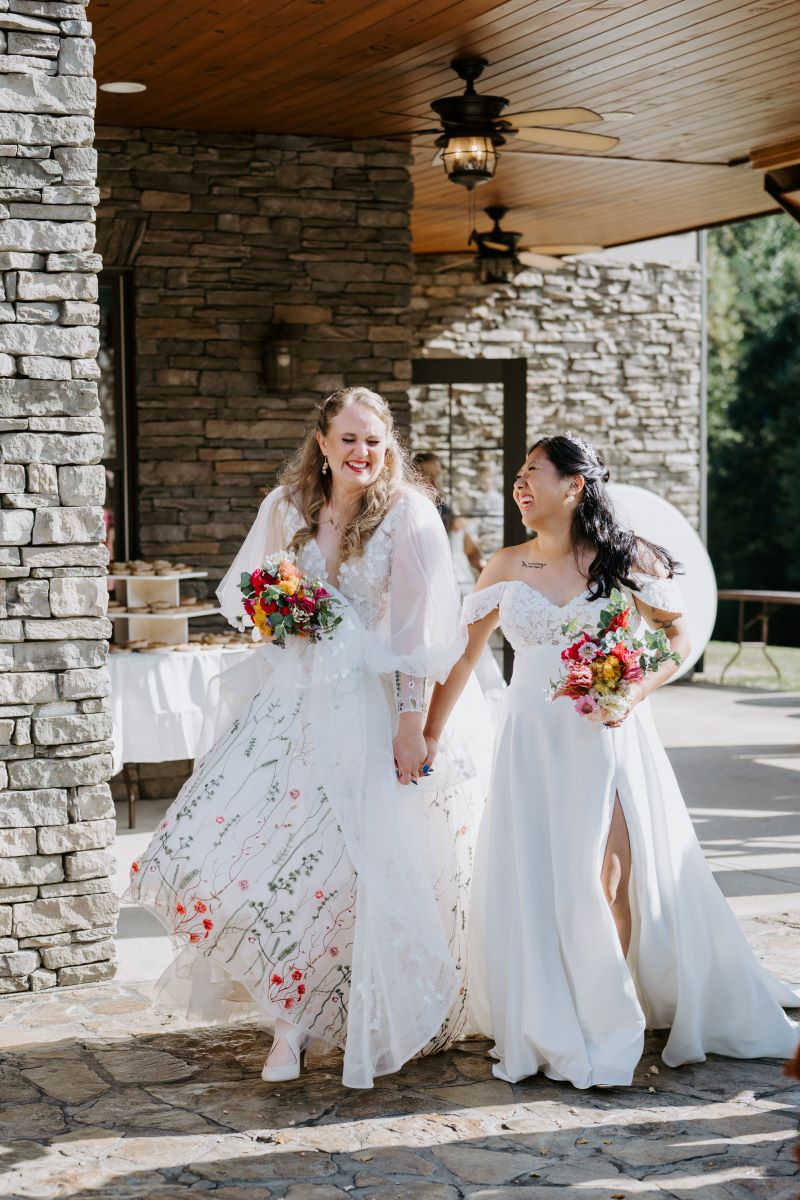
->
[126,602,490,1088]
[468,643,799,1088]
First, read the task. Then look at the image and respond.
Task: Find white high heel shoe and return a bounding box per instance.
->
[261,1021,307,1083]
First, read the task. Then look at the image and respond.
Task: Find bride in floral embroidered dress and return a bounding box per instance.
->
[127,388,488,1088]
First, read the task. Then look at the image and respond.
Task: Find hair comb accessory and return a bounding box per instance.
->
[563,430,599,464]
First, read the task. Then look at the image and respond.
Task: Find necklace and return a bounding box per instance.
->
[322,504,347,531]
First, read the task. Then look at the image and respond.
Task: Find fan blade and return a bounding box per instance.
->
[503,107,602,128]
[523,243,603,255]
[430,148,443,166]
[513,127,619,151]
[482,239,511,252]
[432,257,474,274]
[518,251,564,269]
[501,148,743,167]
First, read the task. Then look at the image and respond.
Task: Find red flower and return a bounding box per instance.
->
[215,816,225,824]
[189,932,201,943]
[265,601,278,615]
[176,903,186,915]
[314,889,324,900]
[292,969,303,981]
[561,632,596,662]
[243,598,255,617]
[280,606,290,616]
[607,608,631,633]
[284,998,294,1009]
[194,901,207,914]
[314,587,329,600]
[131,861,140,873]
[202,918,213,930]
[250,569,267,592]
[271,973,283,986]
[297,984,306,996]
[329,946,340,957]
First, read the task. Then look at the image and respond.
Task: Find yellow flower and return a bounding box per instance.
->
[278,579,298,594]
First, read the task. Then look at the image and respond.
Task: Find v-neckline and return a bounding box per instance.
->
[309,536,340,590]
[507,578,594,611]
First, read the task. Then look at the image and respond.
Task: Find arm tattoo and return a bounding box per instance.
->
[522,560,546,569]
[653,615,677,633]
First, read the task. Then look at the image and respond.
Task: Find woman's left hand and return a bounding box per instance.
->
[393,728,428,786]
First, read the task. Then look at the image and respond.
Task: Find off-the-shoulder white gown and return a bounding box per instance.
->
[464,576,799,1089]
[127,486,491,1089]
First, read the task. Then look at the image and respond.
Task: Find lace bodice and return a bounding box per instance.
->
[464,574,685,653]
[283,497,405,631]
[464,582,603,651]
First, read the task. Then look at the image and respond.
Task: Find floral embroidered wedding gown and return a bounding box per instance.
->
[127,486,490,1088]
[465,576,799,1089]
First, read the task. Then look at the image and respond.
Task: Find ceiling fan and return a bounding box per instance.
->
[433,206,601,277]
[389,57,619,188]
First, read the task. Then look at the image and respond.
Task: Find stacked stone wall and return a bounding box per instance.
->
[96,128,413,577]
[410,258,702,528]
[0,1,113,994]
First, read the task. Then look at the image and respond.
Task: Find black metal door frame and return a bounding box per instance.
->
[411,356,527,679]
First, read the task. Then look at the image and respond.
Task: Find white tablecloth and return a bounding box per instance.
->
[108,647,252,772]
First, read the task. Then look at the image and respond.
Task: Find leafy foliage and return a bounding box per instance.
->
[707,215,800,641]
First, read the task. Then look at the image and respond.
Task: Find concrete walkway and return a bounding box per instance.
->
[1,681,799,1199]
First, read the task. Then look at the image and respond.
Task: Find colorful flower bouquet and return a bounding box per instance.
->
[549,588,681,723]
[237,551,342,646]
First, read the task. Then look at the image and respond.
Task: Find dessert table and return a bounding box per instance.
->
[109,645,252,826]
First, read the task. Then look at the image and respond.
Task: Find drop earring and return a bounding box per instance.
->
[322,457,329,476]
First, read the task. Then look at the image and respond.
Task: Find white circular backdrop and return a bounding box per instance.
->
[607,484,717,681]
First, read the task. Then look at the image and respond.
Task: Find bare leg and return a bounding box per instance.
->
[601,795,632,957]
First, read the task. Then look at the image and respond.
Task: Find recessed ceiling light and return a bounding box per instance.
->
[100,81,147,94]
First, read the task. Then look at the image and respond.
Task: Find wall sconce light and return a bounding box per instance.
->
[262,323,299,392]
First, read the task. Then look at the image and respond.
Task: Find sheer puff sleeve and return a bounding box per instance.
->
[215,486,295,628]
[367,488,467,685]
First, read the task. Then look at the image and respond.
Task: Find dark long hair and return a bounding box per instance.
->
[529,435,680,599]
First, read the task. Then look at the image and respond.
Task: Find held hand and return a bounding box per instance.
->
[393,728,428,787]
[421,734,439,776]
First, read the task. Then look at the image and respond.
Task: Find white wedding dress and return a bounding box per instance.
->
[127,485,490,1088]
[465,577,799,1089]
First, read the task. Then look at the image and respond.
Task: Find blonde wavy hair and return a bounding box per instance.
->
[279,387,422,560]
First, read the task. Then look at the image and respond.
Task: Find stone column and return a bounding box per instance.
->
[0,0,116,994]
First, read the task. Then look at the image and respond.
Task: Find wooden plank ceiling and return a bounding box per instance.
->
[92,0,800,253]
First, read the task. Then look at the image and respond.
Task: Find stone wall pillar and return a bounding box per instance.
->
[0,0,116,994]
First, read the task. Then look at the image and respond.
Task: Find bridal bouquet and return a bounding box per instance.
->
[237,551,342,646]
[549,588,681,723]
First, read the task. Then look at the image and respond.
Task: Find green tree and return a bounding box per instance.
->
[707,216,800,638]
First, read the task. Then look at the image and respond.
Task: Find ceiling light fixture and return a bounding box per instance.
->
[100,81,147,94]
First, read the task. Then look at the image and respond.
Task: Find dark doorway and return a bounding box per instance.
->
[410,357,527,679]
[98,269,138,560]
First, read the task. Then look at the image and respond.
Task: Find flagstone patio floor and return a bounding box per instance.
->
[1,682,799,1199]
